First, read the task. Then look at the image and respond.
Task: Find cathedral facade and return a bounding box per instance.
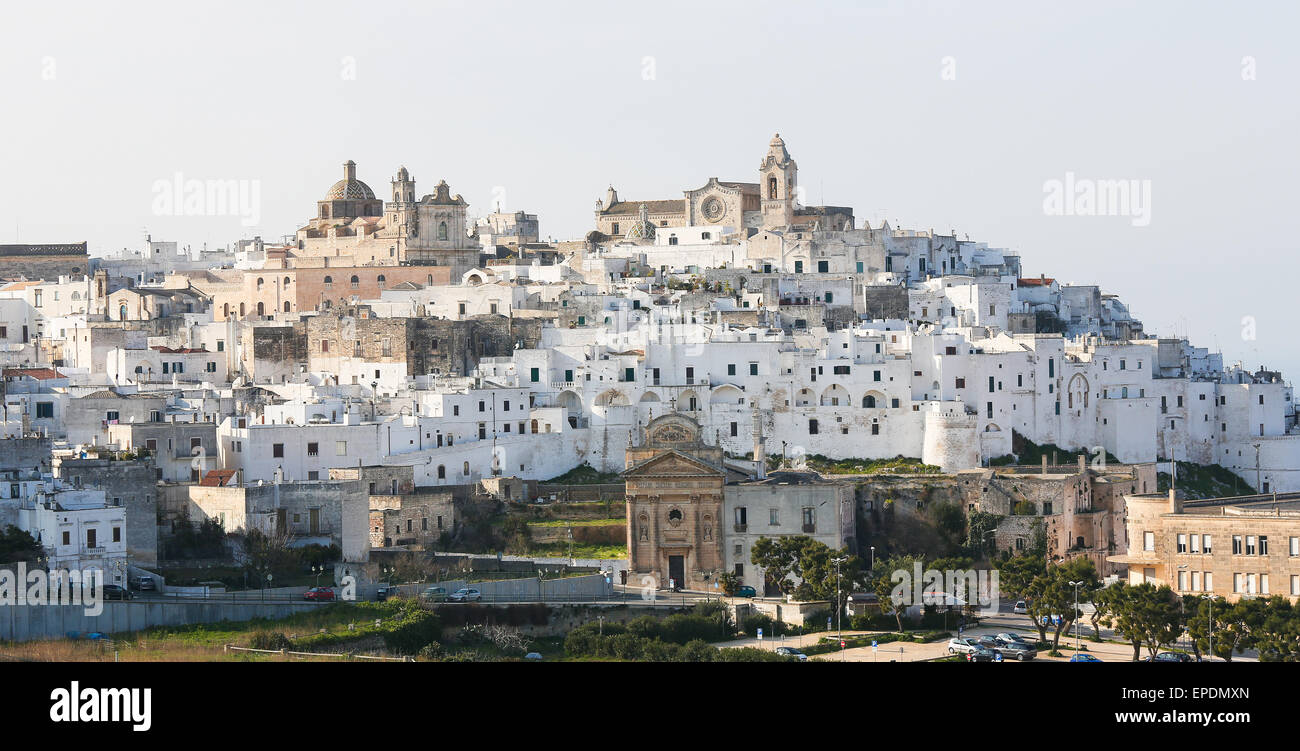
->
[593,134,853,240]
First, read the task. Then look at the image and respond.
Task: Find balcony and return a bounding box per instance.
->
[801,523,816,534]
[733,523,747,533]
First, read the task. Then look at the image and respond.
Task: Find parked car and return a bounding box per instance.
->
[1069,653,1103,662]
[101,584,133,601]
[995,632,1032,646]
[991,637,1037,661]
[448,587,482,603]
[1144,651,1194,663]
[733,585,757,598]
[947,637,979,655]
[375,585,400,602]
[1012,600,1028,614]
[775,646,809,661]
[524,652,543,661]
[304,586,335,602]
[966,646,998,662]
[131,576,156,592]
[419,586,449,603]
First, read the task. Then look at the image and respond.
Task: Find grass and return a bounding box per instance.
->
[543,464,623,485]
[530,542,627,559]
[768,454,940,475]
[1158,462,1253,499]
[527,518,624,528]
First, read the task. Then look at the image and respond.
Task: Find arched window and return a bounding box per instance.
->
[283,276,291,287]
[256,301,264,316]
[438,222,448,241]
[426,275,433,286]
[462,461,469,476]
[283,301,291,313]
[863,394,877,408]
[437,465,446,479]
[222,303,230,319]
[350,275,359,289]
[256,277,264,290]
[376,275,386,289]
[119,304,127,320]
[323,275,333,288]
[239,303,245,317]
[768,176,778,199]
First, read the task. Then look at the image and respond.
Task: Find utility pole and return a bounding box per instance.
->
[832,556,847,660]
[1253,443,1262,493]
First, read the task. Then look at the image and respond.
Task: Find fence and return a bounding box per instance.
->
[222,644,411,661]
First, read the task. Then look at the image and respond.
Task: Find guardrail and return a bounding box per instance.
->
[223,644,412,661]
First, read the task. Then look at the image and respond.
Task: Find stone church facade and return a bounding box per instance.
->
[624,414,727,591]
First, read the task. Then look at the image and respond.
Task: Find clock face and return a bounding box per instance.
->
[701,197,725,222]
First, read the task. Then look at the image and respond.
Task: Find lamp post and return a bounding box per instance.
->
[832,556,847,660]
[1069,580,1082,652]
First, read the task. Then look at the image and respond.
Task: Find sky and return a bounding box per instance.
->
[0,0,1296,376]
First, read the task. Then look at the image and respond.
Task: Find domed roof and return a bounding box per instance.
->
[324,160,376,200]
[624,203,656,241]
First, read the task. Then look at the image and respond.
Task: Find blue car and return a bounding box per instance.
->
[733,585,757,598]
[1069,653,1103,662]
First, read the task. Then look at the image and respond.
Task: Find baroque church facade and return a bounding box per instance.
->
[294,160,479,275]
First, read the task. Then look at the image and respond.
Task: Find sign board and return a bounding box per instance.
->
[757,628,763,640]
[872,640,878,652]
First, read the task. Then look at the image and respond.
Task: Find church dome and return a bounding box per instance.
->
[324,160,376,200]
[624,203,657,241]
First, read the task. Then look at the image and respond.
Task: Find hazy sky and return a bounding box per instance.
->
[1,0,1296,375]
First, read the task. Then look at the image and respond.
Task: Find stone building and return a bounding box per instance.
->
[0,243,91,281]
[594,135,853,238]
[55,456,159,567]
[1113,489,1300,602]
[624,413,737,590]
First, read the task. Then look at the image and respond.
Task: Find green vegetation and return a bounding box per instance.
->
[527,518,624,528]
[543,463,622,484]
[750,536,865,601]
[768,454,940,475]
[0,525,45,564]
[530,542,626,559]
[562,602,791,662]
[1157,461,1252,499]
[989,432,1118,467]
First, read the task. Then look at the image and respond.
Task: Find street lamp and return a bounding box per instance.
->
[832,556,847,660]
[1069,580,1082,652]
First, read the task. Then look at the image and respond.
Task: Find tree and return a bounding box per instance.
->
[238,528,300,585]
[750,536,806,596]
[717,571,741,597]
[1098,582,1182,661]
[0,525,45,564]
[871,554,924,632]
[964,512,1002,560]
[997,553,1048,640]
[792,541,863,605]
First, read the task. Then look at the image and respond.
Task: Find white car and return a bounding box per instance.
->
[1012,600,1028,614]
[947,637,979,655]
[448,587,482,603]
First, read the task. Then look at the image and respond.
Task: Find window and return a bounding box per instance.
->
[1290,537,1299,557]
[112,527,121,543]
[1204,572,1213,591]
[1190,534,1200,553]
[1203,535,1212,554]
[335,441,347,455]
[1233,535,1243,555]
[1176,533,1187,553]
[728,363,736,376]
[1143,531,1155,552]
[35,402,53,418]
[437,465,446,479]
[734,507,747,526]
[809,419,819,435]
[307,442,319,457]
[769,509,779,526]
[1259,536,1268,555]
[350,275,360,289]
[749,363,758,376]
[273,444,284,458]
[955,377,965,389]
[802,507,815,529]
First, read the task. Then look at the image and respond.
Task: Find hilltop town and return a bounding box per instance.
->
[1,135,1296,657]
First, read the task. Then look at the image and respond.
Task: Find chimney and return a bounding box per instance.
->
[1041,455,1048,476]
[1169,488,1182,514]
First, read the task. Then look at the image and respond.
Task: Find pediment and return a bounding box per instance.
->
[623,449,725,479]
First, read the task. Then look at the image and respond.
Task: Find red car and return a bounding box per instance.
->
[303,587,335,602]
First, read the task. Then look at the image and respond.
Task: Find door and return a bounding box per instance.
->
[309,508,320,535]
[668,555,685,590]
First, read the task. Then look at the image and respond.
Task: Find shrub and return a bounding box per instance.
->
[248,631,293,651]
